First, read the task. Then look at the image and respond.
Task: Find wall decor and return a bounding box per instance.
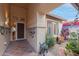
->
[0,26,11,35]
[0,26,5,35]
[27,27,36,38]
[13,16,25,22]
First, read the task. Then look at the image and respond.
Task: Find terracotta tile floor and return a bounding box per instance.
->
[3,40,37,56]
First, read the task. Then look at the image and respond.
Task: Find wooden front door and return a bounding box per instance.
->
[17,23,24,40]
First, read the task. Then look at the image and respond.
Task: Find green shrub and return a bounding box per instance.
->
[66,40,77,50]
[70,32,77,37]
[46,35,55,48]
[65,31,79,55]
[66,39,79,54]
[69,32,78,40]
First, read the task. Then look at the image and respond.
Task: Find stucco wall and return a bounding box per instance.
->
[0,4,10,55]
[26,7,47,52]
[26,6,37,52]
[37,12,47,52]
[10,5,27,40]
[26,6,37,28]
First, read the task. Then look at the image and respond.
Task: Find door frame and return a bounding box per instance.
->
[16,22,25,40]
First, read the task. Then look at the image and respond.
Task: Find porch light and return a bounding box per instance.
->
[4,18,9,27]
[4,10,9,27]
[5,19,9,25]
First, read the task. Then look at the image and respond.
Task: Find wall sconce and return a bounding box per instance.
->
[5,20,8,25]
[4,18,9,27]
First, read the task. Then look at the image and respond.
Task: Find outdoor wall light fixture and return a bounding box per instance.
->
[5,19,9,26]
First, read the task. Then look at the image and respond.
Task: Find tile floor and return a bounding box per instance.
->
[3,40,37,56]
[3,39,68,56]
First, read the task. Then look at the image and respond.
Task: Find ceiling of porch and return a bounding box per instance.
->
[11,3,62,14]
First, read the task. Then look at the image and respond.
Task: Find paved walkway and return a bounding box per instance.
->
[3,40,68,56]
[3,40,37,56]
[47,41,68,56]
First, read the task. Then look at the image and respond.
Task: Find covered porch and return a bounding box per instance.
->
[0,3,62,56]
[0,3,79,56]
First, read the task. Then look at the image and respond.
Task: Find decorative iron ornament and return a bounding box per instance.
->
[39,42,48,56]
[0,26,11,35]
[27,27,36,38]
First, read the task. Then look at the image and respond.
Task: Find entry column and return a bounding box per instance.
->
[36,12,47,53]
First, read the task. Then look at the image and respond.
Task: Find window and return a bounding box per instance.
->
[54,22,59,35]
[47,21,53,35]
[47,21,59,35]
[47,20,59,36]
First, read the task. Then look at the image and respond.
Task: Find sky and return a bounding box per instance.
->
[49,3,79,21]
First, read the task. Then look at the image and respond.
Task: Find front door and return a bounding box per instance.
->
[17,23,24,40]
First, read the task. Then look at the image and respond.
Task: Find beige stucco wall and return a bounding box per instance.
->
[37,12,47,52]
[26,6,37,28]
[10,5,27,40]
[0,4,10,55]
[26,6,37,52]
[10,5,27,19]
